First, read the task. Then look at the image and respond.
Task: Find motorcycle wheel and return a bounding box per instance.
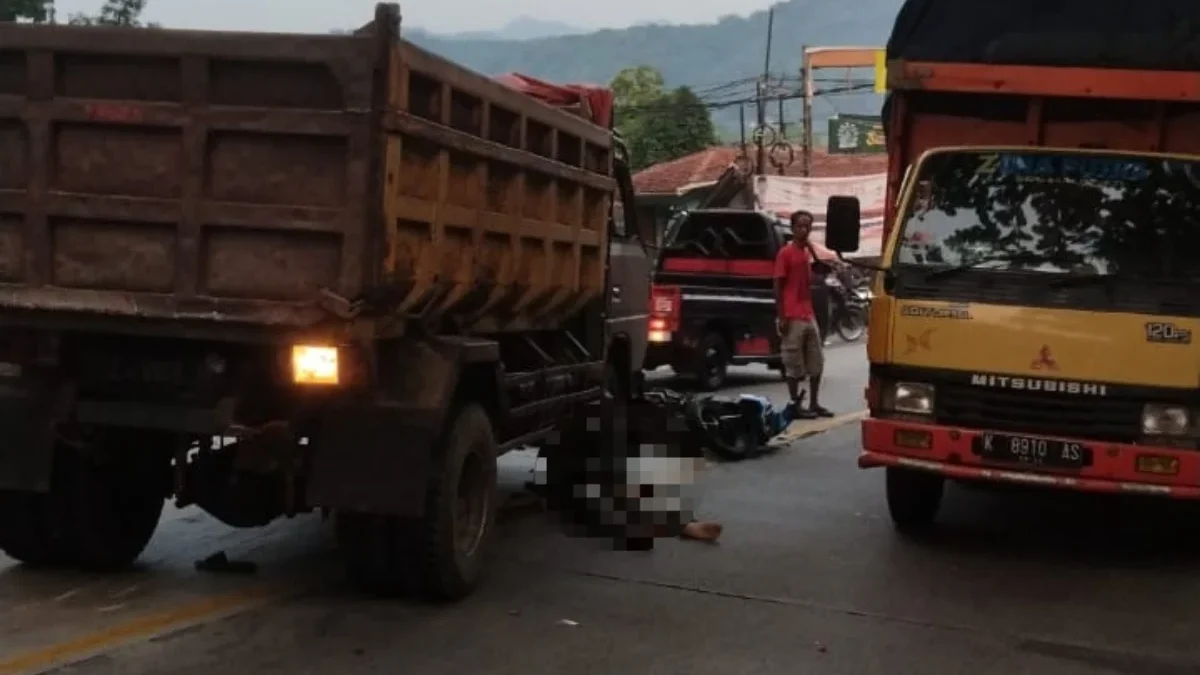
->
[835,306,867,343]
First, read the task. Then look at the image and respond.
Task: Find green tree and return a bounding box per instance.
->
[611,66,718,170]
[611,65,666,110]
[631,86,718,169]
[68,0,152,26]
[611,65,664,169]
[0,0,52,22]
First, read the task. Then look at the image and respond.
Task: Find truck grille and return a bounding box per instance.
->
[936,384,1142,443]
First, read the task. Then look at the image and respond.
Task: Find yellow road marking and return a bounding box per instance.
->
[769,409,867,447]
[0,587,285,675]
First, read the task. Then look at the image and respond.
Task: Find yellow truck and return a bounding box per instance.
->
[823,2,1200,528]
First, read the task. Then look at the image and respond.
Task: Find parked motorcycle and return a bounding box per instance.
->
[826,274,869,343]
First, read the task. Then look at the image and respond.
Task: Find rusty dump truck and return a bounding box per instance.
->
[0,3,653,600]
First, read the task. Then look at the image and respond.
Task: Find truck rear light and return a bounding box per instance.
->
[650,284,681,333]
[291,345,339,385]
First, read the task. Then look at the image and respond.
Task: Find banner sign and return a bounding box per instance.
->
[753,173,887,216]
[828,115,885,155]
[753,173,888,258]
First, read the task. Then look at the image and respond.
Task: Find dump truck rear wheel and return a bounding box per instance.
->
[0,439,167,571]
[65,438,168,572]
[340,403,499,601]
[886,467,943,532]
[0,490,66,567]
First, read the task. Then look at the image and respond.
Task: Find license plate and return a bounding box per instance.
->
[974,432,1089,469]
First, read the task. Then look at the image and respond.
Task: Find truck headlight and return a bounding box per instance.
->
[883,382,935,416]
[1142,404,1189,435]
[292,345,339,385]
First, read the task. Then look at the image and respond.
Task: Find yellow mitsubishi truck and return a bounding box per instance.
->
[822,1,1200,528]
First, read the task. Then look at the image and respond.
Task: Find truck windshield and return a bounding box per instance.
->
[892,150,1200,280]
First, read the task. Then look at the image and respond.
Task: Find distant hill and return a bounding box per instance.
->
[406,0,904,135]
[410,17,585,42]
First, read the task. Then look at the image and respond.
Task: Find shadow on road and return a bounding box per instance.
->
[912,483,1200,566]
[646,371,783,392]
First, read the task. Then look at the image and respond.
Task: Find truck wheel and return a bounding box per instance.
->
[68,444,167,571]
[0,440,166,571]
[0,491,67,567]
[340,403,498,601]
[886,467,944,532]
[695,333,729,391]
[834,306,867,343]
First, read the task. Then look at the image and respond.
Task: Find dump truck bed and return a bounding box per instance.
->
[0,4,613,338]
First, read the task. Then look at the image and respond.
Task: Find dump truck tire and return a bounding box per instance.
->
[0,491,66,567]
[340,403,499,601]
[0,441,166,571]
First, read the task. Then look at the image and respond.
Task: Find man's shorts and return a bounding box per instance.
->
[780,319,824,380]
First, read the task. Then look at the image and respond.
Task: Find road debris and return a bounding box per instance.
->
[194,551,258,575]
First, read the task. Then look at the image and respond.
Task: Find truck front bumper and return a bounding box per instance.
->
[859,418,1200,499]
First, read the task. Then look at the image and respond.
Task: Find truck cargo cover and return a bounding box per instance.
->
[494,73,614,130]
[888,0,1200,70]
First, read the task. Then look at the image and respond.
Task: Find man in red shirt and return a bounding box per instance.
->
[774,210,833,419]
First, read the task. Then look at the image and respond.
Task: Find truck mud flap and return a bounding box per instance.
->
[306,336,496,517]
[307,404,436,518]
[0,379,70,493]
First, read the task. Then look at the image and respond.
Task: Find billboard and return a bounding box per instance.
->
[828,114,885,155]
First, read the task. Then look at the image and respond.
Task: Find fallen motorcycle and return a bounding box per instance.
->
[643,388,800,461]
[529,388,799,552]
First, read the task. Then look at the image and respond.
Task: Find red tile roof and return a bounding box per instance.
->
[632,145,887,195]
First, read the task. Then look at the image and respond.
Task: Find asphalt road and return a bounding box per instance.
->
[6,341,1200,674]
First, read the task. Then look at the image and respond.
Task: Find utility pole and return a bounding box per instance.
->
[801,46,813,176]
[755,80,765,175]
[777,95,787,174]
[755,7,775,176]
[739,104,747,150]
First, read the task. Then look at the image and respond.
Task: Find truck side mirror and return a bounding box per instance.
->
[824,195,861,253]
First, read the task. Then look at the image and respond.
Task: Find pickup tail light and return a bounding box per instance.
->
[649,285,681,342]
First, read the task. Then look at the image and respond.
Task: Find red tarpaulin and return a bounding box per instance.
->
[493,73,614,130]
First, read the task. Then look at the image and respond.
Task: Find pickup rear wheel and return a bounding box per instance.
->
[886,467,944,532]
[340,403,499,601]
[694,333,729,391]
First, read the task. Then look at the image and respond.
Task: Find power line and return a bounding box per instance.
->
[616,83,870,116]
[617,92,804,114]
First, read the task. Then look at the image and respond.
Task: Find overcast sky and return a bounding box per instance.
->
[51,0,781,34]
